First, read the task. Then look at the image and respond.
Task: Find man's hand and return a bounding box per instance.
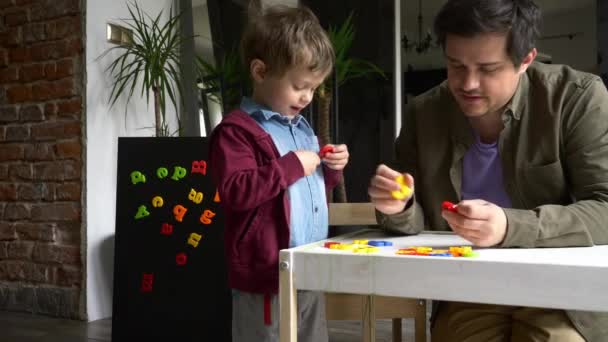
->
[294,150,321,176]
[442,199,508,247]
[368,164,414,215]
[321,144,349,170]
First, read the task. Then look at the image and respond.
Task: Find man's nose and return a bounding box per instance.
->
[462,71,480,91]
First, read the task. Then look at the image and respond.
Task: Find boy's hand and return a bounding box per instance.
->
[294,150,321,176]
[441,199,507,247]
[368,164,414,215]
[321,144,349,170]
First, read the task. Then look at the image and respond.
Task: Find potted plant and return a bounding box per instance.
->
[317,11,386,202]
[196,47,248,114]
[100,1,185,136]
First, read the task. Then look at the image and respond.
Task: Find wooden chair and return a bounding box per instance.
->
[326,203,427,342]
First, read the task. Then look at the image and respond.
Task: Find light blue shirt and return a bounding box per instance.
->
[240,98,328,248]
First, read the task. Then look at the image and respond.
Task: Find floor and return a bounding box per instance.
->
[0,311,424,342]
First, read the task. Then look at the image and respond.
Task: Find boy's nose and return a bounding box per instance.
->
[301,92,312,104]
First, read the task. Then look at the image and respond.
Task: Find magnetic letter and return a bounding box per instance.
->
[191,160,207,175]
[135,205,150,219]
[160,223,173,235]
[199,209,216,225]
[130,171,146,185]
[173,205,187,222]
[157,167,169,179]
[176,252,187,266]
[188,189,203,204]
[187,232,202,247]
[171,166,187,181]
[141,273,154,292]
[152,196,164,208]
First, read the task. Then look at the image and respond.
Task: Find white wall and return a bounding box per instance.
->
[193,4,221,135]
[85,0,175,321]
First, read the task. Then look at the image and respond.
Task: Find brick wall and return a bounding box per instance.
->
[0,0,84,319]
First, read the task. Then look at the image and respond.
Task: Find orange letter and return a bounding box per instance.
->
[200,209,216,225]
[173,205,188,222]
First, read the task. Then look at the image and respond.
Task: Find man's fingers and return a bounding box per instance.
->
[443,210,486,230]
[456,199,493,219]
[369,174,402,192]
[448,222,481,243]
[375,164,402,179]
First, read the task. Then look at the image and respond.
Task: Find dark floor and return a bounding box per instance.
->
[0,311,423,342]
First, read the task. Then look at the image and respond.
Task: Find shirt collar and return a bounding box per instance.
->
[502,69,529,121]
[240,97,310,129]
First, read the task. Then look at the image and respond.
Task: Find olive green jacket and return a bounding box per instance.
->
[378,62,608,341]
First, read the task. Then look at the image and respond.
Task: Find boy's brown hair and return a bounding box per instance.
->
[240,4,334,77]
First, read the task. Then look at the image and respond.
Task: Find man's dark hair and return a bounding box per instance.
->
[434,0,541,66]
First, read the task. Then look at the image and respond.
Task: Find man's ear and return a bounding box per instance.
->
[518,48,537,74]
[250,59,266,83]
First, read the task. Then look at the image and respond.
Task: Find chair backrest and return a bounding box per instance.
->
[328,202,377,226]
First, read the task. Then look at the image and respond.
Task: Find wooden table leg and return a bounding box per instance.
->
[415,300,426,342]
[279,251,297,342]
[392,318,402,342]
[362,295,376,342]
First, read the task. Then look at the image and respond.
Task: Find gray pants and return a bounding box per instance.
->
[231,290,328,342]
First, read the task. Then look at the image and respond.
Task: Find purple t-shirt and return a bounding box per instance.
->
[461,133,512,208]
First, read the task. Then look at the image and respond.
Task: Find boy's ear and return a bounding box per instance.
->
[250,59,266,83]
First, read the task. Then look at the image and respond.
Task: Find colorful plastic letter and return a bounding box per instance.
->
[199,209,216,225]
[442,201,458,213]
[188,189,203,204]
[173,205,188,222]
[368,240,393,247]
[141,273,154,292]
[191,160,207,175]
[152,196,164,208]
[187,232,202,247]
[319,145,334,158]
[130,171,146,185]
[176,252,187,266]
[391,175,413,200]
[135,205,150,219]
[157,167,169,179]
[160,223,173,235]
[171,166,187,181]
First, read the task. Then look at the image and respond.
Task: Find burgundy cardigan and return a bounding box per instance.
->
[209,110,342,294]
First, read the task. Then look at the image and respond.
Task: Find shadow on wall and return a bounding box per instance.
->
[101,236,115,291]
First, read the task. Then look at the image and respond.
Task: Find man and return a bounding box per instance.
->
[368,0,608,341]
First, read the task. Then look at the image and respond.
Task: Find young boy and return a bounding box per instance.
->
[209,5,349,342]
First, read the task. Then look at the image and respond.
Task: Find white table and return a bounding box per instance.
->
[279,229,608,341]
